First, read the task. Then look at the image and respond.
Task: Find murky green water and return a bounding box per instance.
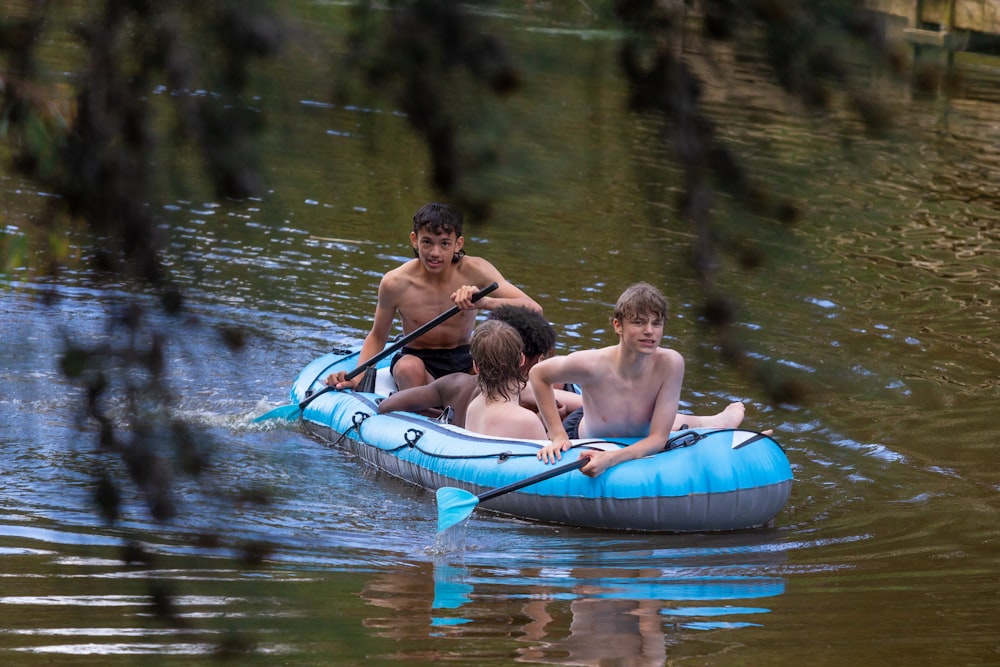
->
[2,2,999,664]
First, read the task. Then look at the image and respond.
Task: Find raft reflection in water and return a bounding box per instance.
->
[359,543,786,664]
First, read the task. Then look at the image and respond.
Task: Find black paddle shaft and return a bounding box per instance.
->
[298,281,500,410]
[477,458,586,503]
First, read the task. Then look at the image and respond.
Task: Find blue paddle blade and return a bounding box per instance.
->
[251,403,302,424]
[436,487,480,532]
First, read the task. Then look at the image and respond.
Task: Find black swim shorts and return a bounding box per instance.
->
[562,406,584,439]
[390,344,473,380]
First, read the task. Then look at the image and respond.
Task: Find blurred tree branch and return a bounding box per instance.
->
[2,0,286,642]
[612,0,915,404]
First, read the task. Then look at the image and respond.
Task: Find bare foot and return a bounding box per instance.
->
[710,402,745,428]
[672,402,749,431]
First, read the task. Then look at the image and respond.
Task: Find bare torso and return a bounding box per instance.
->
[568,346,680,438]
[381,256,504,349]
[326,230,540,392]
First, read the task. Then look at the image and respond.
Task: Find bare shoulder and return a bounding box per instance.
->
[379,261,420,296]
[568,347,613,367]
[536,347,611,382]
[382,259,420,284]
[653,347,685,368]
[575,346,621,381]
[457,254,497,271]
[651,347,685,383]
[455,255,505,282]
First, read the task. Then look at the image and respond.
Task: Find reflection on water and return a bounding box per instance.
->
[432,563,474,615]
[357,535,792,665]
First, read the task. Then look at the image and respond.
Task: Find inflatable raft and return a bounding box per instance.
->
[277,346,793,532]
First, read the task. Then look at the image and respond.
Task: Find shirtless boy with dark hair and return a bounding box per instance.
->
[326,202,541,392]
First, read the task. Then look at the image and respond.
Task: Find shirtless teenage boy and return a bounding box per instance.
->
[464,320,547,440]
[377,305,582,427]
[325,202,541,391]
[528,282,745,477]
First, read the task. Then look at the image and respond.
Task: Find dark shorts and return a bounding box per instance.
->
[390,345,473,380]
[562,406,584,439]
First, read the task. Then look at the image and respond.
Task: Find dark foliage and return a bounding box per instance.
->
[1,0,286,648]
[351,0,521,219]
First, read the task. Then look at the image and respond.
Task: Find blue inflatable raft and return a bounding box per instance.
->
[283,347,793,532]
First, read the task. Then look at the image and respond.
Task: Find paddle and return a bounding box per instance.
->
[435,429,714,532]
[436,458,586,532]
[253,281,499,423]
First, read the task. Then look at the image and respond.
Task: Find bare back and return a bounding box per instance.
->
[465,393,547,440]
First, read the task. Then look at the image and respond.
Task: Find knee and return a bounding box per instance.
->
[393,355,429,389]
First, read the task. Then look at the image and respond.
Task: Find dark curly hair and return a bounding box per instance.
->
[488,305,555,362]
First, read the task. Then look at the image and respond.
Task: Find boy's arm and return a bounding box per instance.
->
[378,381,446,415]
[518,386,580,418]
[328,279,397,390]
[529,355,586,463]
[453,258,542,313]
[483,280,542,314]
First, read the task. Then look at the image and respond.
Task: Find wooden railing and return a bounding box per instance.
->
[865,0,1000,50]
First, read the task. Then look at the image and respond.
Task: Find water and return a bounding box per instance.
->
[2,3,1000,664]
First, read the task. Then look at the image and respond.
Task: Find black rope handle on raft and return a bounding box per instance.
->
[561,439,630,452]
[667,427,783,452]
[326,410,372,449]
[328,420,778,461]
[376,427,539,461]
[664,430,706,450]
[563,429,781,453]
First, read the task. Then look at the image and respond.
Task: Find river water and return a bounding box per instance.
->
[2,3,999,665]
